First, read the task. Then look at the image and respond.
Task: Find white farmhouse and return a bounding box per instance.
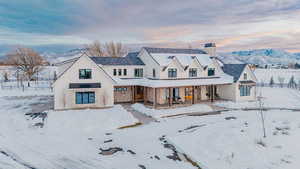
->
[53,43,257,110]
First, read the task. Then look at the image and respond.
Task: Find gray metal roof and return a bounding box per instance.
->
[143,47,207,54]
[222,64,247,82]
[90,54,144,66]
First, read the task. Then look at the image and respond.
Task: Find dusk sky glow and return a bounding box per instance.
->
[1,0,300,52]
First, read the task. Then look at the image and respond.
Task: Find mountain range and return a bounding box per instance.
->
[1,44,300,65]
[219,49,300,65]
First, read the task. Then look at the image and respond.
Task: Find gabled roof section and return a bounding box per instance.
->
[222,64,247,82]
[90,55,144,66]
[143,47,207,54]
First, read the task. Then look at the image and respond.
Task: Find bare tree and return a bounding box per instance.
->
[6,47,45,86]
[85,40,105,57]
[104,41,127,57]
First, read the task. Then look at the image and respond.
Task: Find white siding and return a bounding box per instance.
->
[54,55,114,110]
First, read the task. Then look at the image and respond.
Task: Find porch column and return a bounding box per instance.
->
[211,85,214,102]
[144,87,147,104]
[192,86,195,104]
[153,88,157,108]
[131,86,135,104]
[168,87,172,107]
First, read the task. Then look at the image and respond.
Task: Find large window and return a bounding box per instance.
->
[79,69,92,79]
[208,68,215,76]
[240,86,251,96]
[76,92,95,104]
[168,68,177,78]
[189,68,197,77]
[134,68,143,77]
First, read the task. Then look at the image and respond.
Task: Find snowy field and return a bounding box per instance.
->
[215,87,300,109]
[0,87,300,169]
[254,68,300,84]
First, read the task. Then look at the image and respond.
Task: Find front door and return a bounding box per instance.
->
[172,88,180,103]
[135,86,144,101]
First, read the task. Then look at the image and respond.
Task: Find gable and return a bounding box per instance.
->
[53,54,115,86]
[238,65,257,82]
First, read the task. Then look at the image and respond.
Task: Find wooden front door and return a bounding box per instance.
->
[135,86,144,101]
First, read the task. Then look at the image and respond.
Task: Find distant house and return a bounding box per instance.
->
[53,43,257,110]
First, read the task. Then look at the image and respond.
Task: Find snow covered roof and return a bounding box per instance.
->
[222,64,247,82]
[114,75,233,88]
[90,55,145,66]
[143,47,207,54]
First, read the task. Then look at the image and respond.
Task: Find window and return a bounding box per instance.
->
[79,69,92,79]
[208,68,215,76]
[243,73,247,80]
[189,68,197,77]
[114,87,128,92]
[168,68,177,78]
[123,69,127,76]
[240,86,251,96]
[76,92,95,104]
[153,69,156,78]
[113,69,117,76]
[118,69,122,76]
[134,68,143,77]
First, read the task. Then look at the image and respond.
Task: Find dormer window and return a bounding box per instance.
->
[243,73,247,80]
[168,68,177,78]
[79,69,92,79]
[189,68,197,77]
[208,68,215,76]
[134,68,143,77]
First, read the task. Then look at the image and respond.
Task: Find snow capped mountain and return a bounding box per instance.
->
[219,49,300,65]
[41,48,87,64]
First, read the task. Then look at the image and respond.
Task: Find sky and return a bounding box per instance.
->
[0,0,300,52]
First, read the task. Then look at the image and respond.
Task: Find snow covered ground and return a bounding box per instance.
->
[215,87,300,109]
[0,87,300,169]
[254,68,300,84]
[132,103,213,118]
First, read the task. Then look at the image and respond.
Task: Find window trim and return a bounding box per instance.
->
[189,68,197,77]
[75,92,95,104]
[79,69,92,79]
[168,68,177,78]
[208,68,215,76]
[134,68,143,78]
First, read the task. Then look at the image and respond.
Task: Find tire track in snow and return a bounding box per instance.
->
[0,149,38,169]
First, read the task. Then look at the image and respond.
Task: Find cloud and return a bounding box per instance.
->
[1,0,300,51]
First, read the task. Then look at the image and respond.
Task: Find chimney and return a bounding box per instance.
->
[204,43,216,57]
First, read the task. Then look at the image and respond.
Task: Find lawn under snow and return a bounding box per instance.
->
[1,87,300,169]
[0,96,137,169]
[132,103,213,118]
[215,87,300,109]
[170,110,300,169]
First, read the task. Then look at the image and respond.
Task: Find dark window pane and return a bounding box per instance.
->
[76,93,82,104]
[124,69,127,76]
[113,69,117,76]
[79,69,92,79]
[208,68,215,76]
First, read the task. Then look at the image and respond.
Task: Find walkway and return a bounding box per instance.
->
[122,104,156,124]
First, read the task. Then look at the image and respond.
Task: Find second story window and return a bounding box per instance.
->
[134,68,143,77]
[153,69,156,78]
[123,69,127,76]
[208,68,215,76]
[79,69,92,79]
[189,68,197,77]
[168,68,177,78]
[113,69,117,76]
[118,69,122,76]
[243,73,247,80]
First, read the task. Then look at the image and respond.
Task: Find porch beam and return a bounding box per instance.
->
[192,86,195,104]
[168,87,172,107]
[144,87,147,104]
[131,86,135,104]
[153,88,157,108]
